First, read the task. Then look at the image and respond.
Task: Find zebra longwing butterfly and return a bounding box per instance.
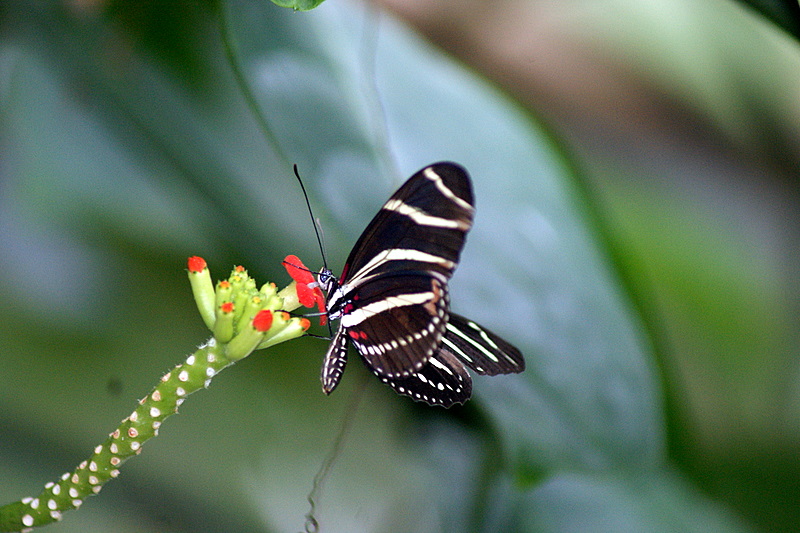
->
[316,162,524,407]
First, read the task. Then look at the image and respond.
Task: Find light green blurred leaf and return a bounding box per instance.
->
[0,0,749,531]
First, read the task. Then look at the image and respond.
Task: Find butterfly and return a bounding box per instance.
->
[314,162,525,407]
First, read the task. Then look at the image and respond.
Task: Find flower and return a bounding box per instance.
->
[282,255,327,325]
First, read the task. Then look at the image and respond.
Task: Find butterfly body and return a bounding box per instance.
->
[318,162,524,407]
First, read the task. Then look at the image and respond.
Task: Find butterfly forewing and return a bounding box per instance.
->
[337,163,474,291]
[325,163,473,380]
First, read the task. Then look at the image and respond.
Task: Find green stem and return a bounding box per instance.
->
[0,338,232,532]
[217,1,292,170]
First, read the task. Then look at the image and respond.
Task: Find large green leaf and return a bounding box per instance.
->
[0,1,747,531]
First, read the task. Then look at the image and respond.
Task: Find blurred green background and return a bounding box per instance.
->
[1,0,799,531]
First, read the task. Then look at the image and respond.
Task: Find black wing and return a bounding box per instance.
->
[321,326,349,394]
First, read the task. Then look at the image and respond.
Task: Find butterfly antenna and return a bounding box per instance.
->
[293,164,329,272]
[293,165,335,338]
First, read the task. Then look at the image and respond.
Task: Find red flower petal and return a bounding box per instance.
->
[282,255,328,325]
[187,256,207,273]
[295,279,315,308]
[252,310,273,332]
[283,255,315,284]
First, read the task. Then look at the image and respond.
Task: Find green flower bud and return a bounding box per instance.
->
[187,257,215,330]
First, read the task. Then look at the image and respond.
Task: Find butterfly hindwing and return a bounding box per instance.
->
[321,327,349,394]
[441,313,526,375]
[365,313,525,407]
[377,347,472,408]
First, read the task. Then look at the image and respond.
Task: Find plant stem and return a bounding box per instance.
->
[0,338,231,532]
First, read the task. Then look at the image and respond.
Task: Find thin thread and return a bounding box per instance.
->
[217,3,292,170]
[303,371,369,533]
[357,5,401,180]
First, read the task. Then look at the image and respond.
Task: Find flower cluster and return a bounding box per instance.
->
[187,256,317,361]
[0,256,325,533]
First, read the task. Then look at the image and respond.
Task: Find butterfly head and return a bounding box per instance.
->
[317,267,337,294]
